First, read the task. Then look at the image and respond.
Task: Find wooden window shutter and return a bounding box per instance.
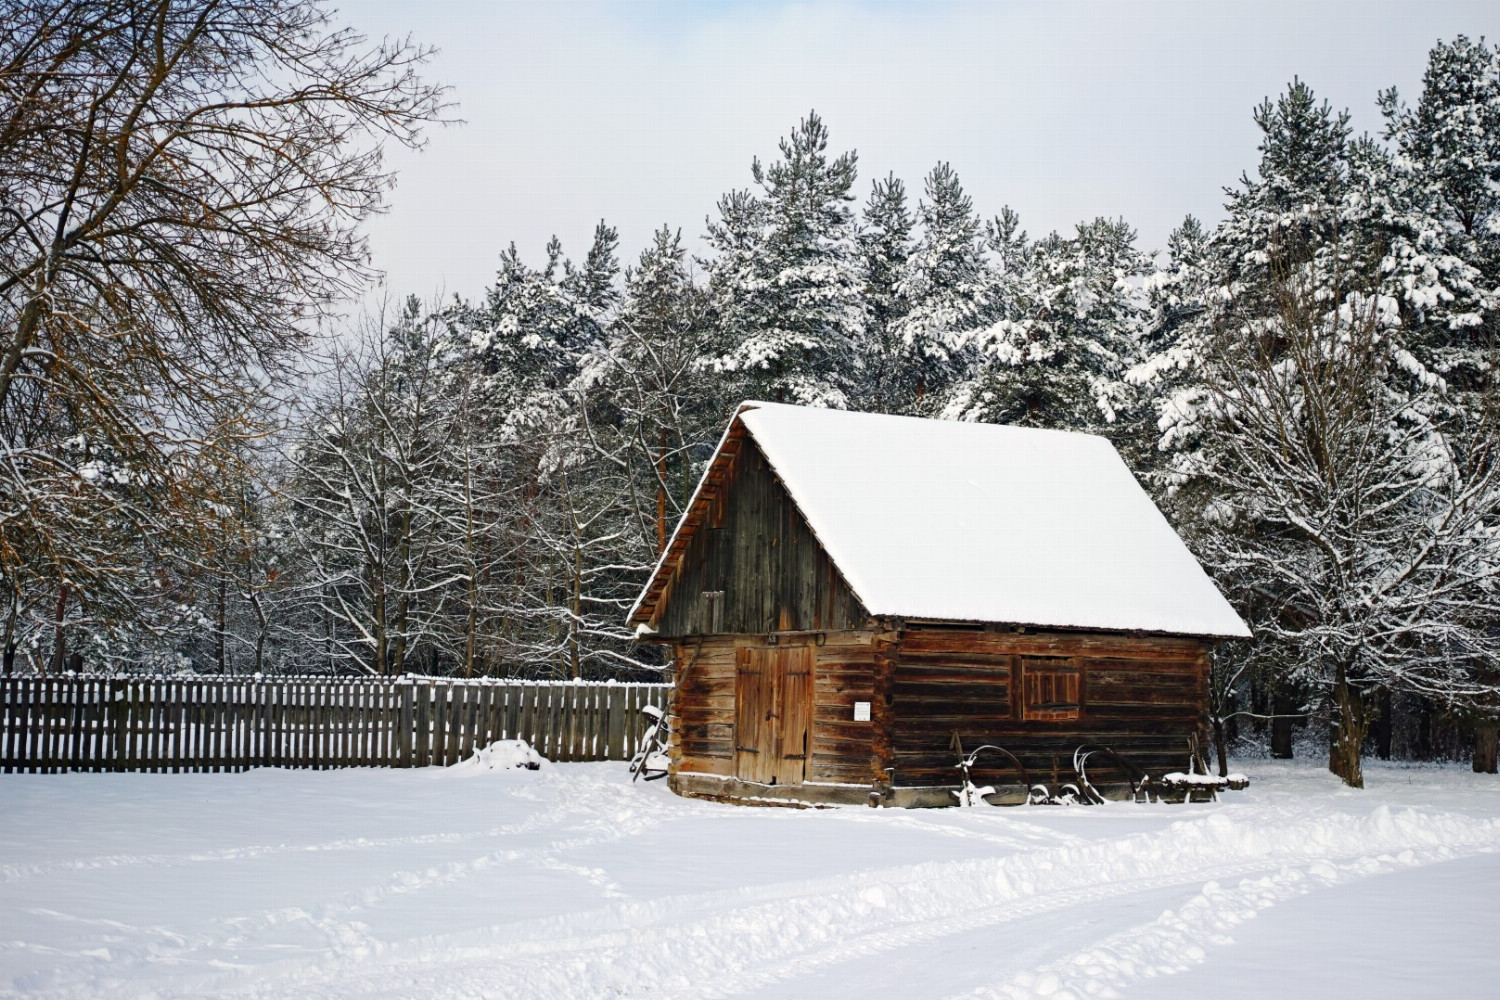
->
[1021,656,1081,722]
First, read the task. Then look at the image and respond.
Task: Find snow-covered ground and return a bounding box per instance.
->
[2,757,1496,1000]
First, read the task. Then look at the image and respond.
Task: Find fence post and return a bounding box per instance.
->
[398,679,413,768]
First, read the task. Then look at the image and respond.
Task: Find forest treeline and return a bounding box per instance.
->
[1,3,1496,780]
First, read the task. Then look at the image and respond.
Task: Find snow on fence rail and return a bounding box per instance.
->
[0,676,670,773]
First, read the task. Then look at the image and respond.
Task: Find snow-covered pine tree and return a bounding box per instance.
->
[945,214,1150,440]
[564,220,623,319]
[1149,76,1500,786]
[1131,215,1220,482]
[1378,36,1500,771]
[464,228,663,677]
[706,112,864,408]
[588,226,721,558]
[891,163,991,413]
[854,174,914,412]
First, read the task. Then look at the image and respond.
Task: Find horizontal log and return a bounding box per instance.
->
[810,731,876,755]
[810,762,874,784]
[1087,679,1200,700]
[895,651,1017,670]
[677,753,734,776]
[894,729,1191,749]
[815,665,878,682]
[898,630,1205,660]
[1084,658,1203,675]
[815,692,876,709]
[677,724,733,741]
[674,695,735,714]
[893,678,1012,697]
[893,662,1014,681]
[813,706,878,725]
[1086,703,1204,721]
[815,680,877,699]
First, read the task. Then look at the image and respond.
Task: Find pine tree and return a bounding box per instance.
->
[892,163,990,412]
[1378,36,1500,772]
[564,220,623,319]
[706,112,864,407]
[1378,36,1499,403]
[1146,76,1500,786]
[600,227,721,554]
[855,174,914,412]
[945,214,1150,436]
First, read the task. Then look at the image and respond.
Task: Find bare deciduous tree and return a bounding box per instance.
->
[1184,267,1500,787]
[0,0,443,662]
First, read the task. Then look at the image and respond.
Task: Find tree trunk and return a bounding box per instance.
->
[1211,714,1229,777]
[1474,723,1499,775]
[1373,686,1392,760]
[656,427,669,554]
[391,507,412,676]
[249,589,267,674]
[1328,667,1368,788]
[2,598,17,675]
[48,585,69,674]
[463,453,478,678]
[1415,697,1435,761]
[1271,690,1294,759]
[1250,678,1266,737]
[215,573,227,672]
[569,541,582,680]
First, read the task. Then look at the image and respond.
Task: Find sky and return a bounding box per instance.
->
[337,0,1499,310]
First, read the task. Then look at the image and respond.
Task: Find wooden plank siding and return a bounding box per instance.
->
[652,432,868,638]
[888,627,1210,788]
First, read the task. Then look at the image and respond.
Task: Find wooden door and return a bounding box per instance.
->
[775,646,813,786]
[734,645,814,786]
[734,647,775,783]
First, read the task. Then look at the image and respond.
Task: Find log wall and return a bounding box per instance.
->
[666,625,1210,803]
[888,627,1210,787]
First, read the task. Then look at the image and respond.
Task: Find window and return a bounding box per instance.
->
[1021,656,1080,722]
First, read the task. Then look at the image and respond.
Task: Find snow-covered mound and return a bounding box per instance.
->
[459,738,545,771]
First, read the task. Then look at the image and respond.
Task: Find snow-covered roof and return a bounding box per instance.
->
[631,402,1251,640]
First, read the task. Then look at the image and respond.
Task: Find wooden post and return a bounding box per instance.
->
[1,678,13,773]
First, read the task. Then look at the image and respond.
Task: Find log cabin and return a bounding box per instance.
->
[627,402,1251,807]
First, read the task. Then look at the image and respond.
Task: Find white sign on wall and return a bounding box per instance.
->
[853,701,871,722]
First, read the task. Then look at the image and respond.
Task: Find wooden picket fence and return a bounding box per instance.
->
[0,675,670,773]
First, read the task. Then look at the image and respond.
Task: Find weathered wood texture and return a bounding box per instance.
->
[733,645,813,785]
[650,431,868,637]
[669,632,880,788]
[0,676,668,773]
[888,628,1210,787]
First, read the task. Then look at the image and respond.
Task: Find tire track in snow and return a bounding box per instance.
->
[115,778,1068,965]
[177,804,1500,1000]
[16,778,680,970]
[942,848,1497,1000]
[0,767,702,881]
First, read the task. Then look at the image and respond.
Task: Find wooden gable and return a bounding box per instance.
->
[641,425,868,638]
